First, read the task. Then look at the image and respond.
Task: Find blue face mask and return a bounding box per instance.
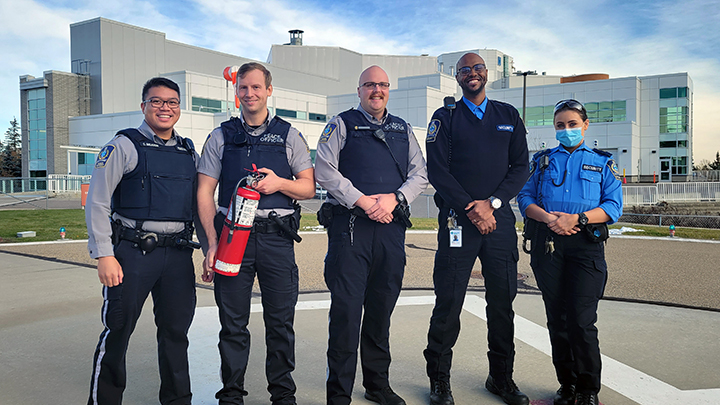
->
[555,128,583,147]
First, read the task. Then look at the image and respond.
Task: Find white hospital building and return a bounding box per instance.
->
[20,17,693,183]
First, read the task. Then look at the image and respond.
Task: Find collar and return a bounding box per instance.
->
[240,109,271,134]
[139,120,178,145]
[462,96,488,115]
[554,141,591,155]
[357,104,387,125]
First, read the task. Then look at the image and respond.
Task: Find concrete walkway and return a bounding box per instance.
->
[1,248,719,405]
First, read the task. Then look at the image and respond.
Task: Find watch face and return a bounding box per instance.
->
[491,198,501,209]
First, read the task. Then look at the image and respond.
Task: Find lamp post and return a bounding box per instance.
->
[516,70,538,124]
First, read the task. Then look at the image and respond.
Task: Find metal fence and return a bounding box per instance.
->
[691,170,720,182]
[619,213,720,229]
[622,182,720,205]
[0,175,90,194]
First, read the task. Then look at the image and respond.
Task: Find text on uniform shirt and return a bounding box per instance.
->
[582,164,602,173]
[496,125,514,132]
[426,119,440,143]
[319,123,337,144]
[142,142,160,147]
[95,145,115,169]
[260,133,285,144]
[383,122,406,132]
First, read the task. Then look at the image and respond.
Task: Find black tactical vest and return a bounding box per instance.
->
[338,109,409,195]
[111,128,196,221]
[218,116,294,210]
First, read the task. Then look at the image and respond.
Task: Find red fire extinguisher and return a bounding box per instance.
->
[212,166,264,276]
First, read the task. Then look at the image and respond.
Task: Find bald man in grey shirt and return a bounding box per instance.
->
[316,65,428,405]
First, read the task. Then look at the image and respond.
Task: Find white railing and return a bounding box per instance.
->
[47,174,91,193]
[623,182,720,205]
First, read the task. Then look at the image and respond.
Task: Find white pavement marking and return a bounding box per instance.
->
[461,295,720,405]
[189,295,720,405]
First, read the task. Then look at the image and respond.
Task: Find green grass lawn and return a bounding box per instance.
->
[0,209,89,243]
[1,210,718,243]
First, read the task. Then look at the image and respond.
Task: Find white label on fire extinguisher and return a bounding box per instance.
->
[226,196,259,226]
[214,259,240,274]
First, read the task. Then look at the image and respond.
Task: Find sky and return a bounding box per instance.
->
[1,0,718,163]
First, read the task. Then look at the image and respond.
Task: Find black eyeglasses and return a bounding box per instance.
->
[457,64,486,76]
[361,82,390,89]
[554,99,585,114]
[143,97,180,109]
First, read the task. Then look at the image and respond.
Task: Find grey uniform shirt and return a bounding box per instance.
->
[197,110,313,218]
[86,121,203,259]
[315,104,428,208]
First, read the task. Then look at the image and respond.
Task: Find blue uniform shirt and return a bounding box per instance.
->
[517,142,623,223]
[462,96,488,120]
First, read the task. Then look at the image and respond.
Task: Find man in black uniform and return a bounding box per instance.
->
[86,77,201,405]
[315,65,428,405]
[197,62,314,405]
[423,53,530,405]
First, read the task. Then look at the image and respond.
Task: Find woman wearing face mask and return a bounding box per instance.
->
[517,99,623,405]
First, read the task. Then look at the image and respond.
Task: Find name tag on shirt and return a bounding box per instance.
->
[496,125,514,132]
[582,164,602,172]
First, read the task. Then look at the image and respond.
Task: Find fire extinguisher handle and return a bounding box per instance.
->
[269,211,302,243]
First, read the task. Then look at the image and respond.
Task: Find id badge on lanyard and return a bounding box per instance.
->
[447,209,462,248]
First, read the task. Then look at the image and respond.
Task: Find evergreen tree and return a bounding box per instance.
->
[710,152,720,171]
[1,118,22,177]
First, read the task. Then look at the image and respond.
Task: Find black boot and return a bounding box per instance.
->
[485,375,530,405]
[429,379,454,405]
[552,384,575,405]
[575,392,598,405]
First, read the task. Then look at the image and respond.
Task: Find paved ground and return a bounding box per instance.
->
[2,232,719,310]
[1,251,719,405]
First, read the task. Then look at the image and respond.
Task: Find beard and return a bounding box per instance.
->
[459,76,486,97]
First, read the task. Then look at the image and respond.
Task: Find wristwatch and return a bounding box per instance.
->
[394,190,406,205]
[489,196,502,210]
[578,212,589,226]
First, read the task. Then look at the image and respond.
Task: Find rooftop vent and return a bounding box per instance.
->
[289,29,304,46]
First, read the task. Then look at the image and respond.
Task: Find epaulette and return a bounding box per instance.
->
[593,148,612,157]
[182,137,195,152]
[532,148,552,160]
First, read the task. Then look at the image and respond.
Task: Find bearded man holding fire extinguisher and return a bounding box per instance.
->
[197,62,315,405]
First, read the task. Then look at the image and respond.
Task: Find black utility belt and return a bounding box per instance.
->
[253,217,290,234]
[330,204,408,224]
[531,219,609,243]
[118,227,188,250]
[215,212,295,234]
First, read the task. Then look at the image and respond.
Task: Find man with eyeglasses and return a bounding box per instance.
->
[86,77,203,405]
[423,53,530,405]
[315,65,428,405]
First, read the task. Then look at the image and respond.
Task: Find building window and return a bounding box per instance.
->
[276,108,297,119]
[309,113,327,122]
[191,97,227,113]
[27,88,47,172]
[660,86,689,99]
[520,99,627,127]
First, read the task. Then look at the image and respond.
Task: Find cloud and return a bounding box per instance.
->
[1,0,717,160]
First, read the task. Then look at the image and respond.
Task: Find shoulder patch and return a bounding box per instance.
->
[607,159,621,180]
[426,119,441,143]
[297,131,310,153]
[319,123,337,144]
[496,124,514,132]
[95,145,115,169]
